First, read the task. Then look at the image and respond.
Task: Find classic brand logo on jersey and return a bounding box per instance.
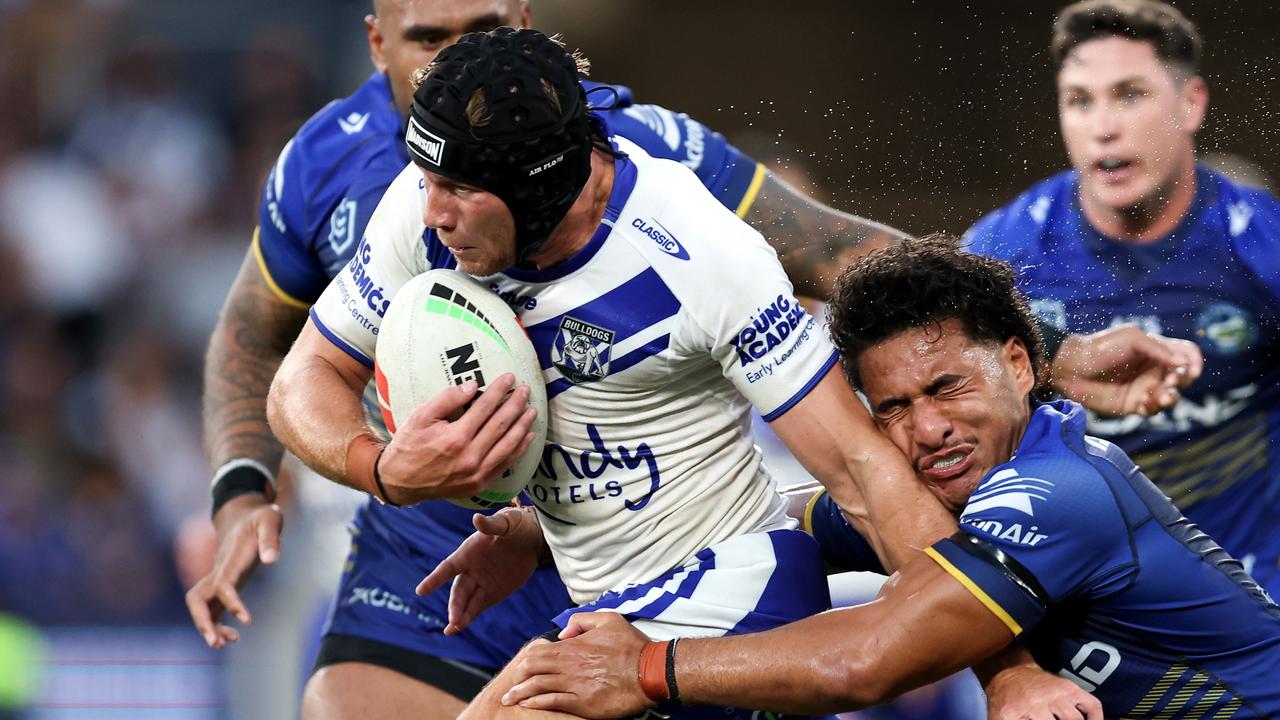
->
[406,117,445,166]
[338,111,370,135]
[552,317,614,384]
[731,295,808,366]
[631,217,689,260]
[1195,302,1256,356]
[328,198,358,255]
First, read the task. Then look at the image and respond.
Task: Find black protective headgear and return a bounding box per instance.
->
[406,28,594,260]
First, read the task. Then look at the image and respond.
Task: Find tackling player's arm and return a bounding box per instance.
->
[504,547,1021,716]
[745,170,908,299]
[768,366,954,571]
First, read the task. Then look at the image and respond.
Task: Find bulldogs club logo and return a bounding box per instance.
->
[552,316,614,384]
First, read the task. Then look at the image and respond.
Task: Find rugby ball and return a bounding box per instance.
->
[374,269,547,509]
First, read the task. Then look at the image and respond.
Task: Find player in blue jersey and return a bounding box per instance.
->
[499,238,1280,719]
[964,0,1280,595]
[185,1,926,717]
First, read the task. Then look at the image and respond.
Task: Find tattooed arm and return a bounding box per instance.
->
[745,170,911,299]
[186,237,309,648]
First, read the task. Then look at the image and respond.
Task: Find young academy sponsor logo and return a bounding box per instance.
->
[731,295,809,367]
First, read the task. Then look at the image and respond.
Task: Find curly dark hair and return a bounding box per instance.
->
[827,235,1046,390]
[1050,0,1201,75]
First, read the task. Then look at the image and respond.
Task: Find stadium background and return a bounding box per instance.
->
[0,0,1273,717]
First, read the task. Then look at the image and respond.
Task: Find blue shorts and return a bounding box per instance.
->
[321,502,572,672]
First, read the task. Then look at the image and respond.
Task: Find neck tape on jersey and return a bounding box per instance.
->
[406,27,593,260]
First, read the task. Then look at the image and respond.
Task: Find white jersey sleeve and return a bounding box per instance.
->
[642,164,838,421]
[310,163,430,366]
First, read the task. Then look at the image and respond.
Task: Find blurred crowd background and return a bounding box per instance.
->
[0,0,1273,717]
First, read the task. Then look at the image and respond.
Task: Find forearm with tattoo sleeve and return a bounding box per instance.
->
[203,244,310,515]
[745,170,911,299]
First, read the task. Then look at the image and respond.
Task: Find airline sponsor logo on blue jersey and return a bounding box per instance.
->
[962,468,1055,519]
[731,295,810,368]
[961,469,1055,547]
[631,217,689,260]
[531,423,662,518]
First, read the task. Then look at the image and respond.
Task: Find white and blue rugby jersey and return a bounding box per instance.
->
[310,133,838,603]
[966,165,1280,593]
[253,71,771,572]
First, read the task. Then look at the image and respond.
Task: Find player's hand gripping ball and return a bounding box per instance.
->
[375,269,547,508]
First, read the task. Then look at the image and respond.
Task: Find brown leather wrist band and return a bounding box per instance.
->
[638,640,671,703]
[345,433,395,506]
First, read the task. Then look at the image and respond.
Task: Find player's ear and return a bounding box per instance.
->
[1179,75,1209,134]
[366,14,388,74]
[517,0,532,28]
[1004,336,1035,396]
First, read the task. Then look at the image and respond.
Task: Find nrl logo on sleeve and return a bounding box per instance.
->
[552,316,614,384]
[328,199,358,255]
[406,117,446,166]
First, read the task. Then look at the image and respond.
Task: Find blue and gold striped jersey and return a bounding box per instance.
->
[928,401,1280,718]
[965,166,1280,594]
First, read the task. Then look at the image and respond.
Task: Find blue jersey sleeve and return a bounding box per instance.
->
[927,457,1138,636]
[1226,182,1280,303]
[600,102,764,218]
[962,206,1016,260]
[804,490,885,574]
[256,141,329,307]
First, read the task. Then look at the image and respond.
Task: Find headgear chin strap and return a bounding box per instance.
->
[406,27,594,261]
